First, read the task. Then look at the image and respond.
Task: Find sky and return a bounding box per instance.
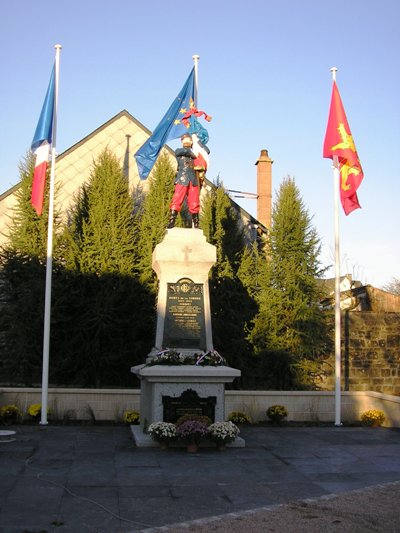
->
[1,0,399,289]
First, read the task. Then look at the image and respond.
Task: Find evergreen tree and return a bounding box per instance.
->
[0,152,62,385]
[249,177,331,389]
[54,148,154,387]
[200,181,257,379]
[5,152,60,259]
[66,149,136,275]
[134,153,177,290]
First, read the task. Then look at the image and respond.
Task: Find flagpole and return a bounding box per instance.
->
[330,66,342,427]
[40,44,62,425]
[192,54,200,107]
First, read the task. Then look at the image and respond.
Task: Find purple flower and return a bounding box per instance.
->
[176,420,209,443]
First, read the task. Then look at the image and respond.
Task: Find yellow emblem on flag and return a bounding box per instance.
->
[331,123,356,153]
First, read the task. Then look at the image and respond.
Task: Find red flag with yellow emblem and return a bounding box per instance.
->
[323,81,364,215]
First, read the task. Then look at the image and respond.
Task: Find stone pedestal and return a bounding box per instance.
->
[131,364,241,428]
[131,228,243,447]
[151,227,216,354]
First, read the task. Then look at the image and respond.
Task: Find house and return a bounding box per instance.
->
[318,274,400,312]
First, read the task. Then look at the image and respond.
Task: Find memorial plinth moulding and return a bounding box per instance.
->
[131,228,242,446]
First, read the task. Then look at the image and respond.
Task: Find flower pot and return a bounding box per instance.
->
[186,442,199,453]
[216,442,226,451]
[158,441,169,450]
[370,422,381,428]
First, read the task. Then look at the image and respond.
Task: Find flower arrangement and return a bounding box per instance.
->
[123,410,140,425]
[176,420,209,444]
[28,403,50,418]
[208,421,240,444]
[146,349,227,367]
[195,350,226,366]
[360,409,385,427]
[0,405,21,424]
[146,349,193,366]
[266,404,288,424]
[148,422,177,443]
[227,411,252,425]
[176,414,212,427]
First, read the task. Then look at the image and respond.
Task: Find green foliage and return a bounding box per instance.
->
[237,240,269,301]
[65,148,136,275]
[0,153,59,385]
[360,409,385,427]
[5,152,48,259]
[0,404,21,424]
[53,149,154,386]
[134,153,176,290]
[0,251,46,385]
[123,410,140,424]
[266,404,288,423]
[227,411,252,424]
[200,181,257,377]
[50,270,154,387]
[0,148,154,387]
[1,149,333,393]
[248,178,331,388]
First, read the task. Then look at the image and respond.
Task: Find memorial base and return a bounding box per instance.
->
[130,364,245,448]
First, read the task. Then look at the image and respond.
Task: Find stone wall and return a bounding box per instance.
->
[1,388,400,426]
[321,312,400,394]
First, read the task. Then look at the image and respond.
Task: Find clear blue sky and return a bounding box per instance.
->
[1,0,399,288]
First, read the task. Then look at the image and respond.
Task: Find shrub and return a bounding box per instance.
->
[360,409,385,427]
[227,411,252,424]
[266,405,288,424]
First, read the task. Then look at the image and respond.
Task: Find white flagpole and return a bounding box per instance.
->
[40,44,62,425]
[330,66,342,427]
[192,54,200,107]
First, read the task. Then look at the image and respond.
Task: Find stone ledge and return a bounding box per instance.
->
[131,364,241,383]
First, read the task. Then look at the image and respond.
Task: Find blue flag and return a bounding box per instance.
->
[31,66,55,150]
[135,68,195,180]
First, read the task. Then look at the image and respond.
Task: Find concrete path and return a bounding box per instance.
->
[0,425,399,532]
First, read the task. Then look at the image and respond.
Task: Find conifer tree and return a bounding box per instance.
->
[67,149,136,275]
[134,153,177,290]
[249,177,330,388]
[5,152,60,259]
[55,148,154,387]
[0,152,62,385]
[200,182,256,377]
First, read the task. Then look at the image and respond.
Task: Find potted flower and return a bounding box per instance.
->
[360,409,385,428]
[266,404,288,424]
[208,421,240,450]
[123,410,140,425]
[148,422,177,449]
[0,405,21,425]
[176,420,209,452]
[27,403,50,420]
[227,411,252,425]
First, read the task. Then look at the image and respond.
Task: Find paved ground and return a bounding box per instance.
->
[0,424,399,533]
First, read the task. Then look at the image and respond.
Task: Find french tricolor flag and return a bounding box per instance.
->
[31,66,55,216]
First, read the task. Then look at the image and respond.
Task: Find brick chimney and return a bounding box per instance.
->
[255,149,273,229]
